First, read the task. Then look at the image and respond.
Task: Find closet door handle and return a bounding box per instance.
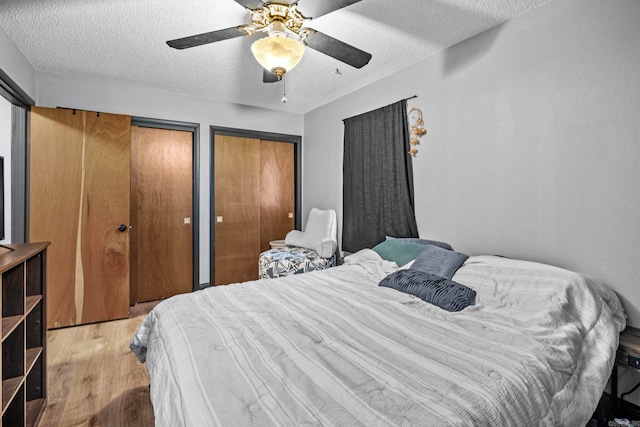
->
[117,224,128,232]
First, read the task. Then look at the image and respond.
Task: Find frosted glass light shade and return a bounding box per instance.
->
[251,36,305,78]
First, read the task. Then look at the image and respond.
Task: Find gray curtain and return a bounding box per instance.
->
[342,99,419,253]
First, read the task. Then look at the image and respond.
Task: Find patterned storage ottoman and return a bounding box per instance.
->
[259,246,336,279]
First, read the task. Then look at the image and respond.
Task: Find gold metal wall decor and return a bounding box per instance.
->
[408,107,427,157]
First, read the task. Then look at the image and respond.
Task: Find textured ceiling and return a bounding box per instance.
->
[0,0,551,114]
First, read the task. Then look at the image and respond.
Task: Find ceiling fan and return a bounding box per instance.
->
[166,0,372,83]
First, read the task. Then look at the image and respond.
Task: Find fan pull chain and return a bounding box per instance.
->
[281,76,287,103]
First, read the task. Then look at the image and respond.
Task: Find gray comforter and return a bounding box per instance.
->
[131,250,624,426]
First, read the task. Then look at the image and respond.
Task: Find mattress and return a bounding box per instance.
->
[130,250,625,426]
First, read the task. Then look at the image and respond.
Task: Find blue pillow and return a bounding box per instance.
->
[379,269,476,312]
[385,236,453,251]
[371,240,425,267]
[411,245,469,280]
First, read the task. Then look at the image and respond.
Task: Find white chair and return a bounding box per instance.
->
[284,208,337,258]
[259,208,338,279]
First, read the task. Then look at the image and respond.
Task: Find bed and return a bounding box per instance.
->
[131,249,625,426]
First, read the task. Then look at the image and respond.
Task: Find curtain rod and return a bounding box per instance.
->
[343,95,418,122]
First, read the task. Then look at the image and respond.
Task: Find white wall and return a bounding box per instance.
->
[303,0,640,331]
[36,72,304,285]
[0,97,10,243]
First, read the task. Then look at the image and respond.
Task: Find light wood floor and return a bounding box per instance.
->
[38,316,155,426]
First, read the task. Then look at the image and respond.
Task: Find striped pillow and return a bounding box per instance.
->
[411,244,469,280]
[379,269,476,312]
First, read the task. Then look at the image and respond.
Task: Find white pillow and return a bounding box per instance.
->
[285,208,337,258]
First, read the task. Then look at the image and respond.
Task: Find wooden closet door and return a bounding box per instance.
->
[80,112,131,324]
[30,107,131,328]
[214,135,261,285]
[30,107,84,328]
[131,126,193,303]
[259,140,295,252]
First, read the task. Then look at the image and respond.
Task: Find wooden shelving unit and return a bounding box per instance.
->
[0,242,49,427]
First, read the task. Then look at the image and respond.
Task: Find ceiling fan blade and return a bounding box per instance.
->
[167,26,249,50]
[303,29,371,68]
[263,68,280,83]
[232,0,265,9]
[296,0,362,19]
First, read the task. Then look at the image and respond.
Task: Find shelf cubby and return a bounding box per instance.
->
[2,376,23,415]
[25,254,44,298]
[25,301,43,351]
[25,354,44,404]
[1,316,22,342]
[2,381,24,425]
[2,320,24,381]
[2,264,24,318]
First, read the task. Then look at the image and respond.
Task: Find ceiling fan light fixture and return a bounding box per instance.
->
[251,35,305,79]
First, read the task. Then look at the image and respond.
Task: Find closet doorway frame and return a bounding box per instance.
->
[0,66,34,244]
[132,117,200,292]
[209,126,302,286]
